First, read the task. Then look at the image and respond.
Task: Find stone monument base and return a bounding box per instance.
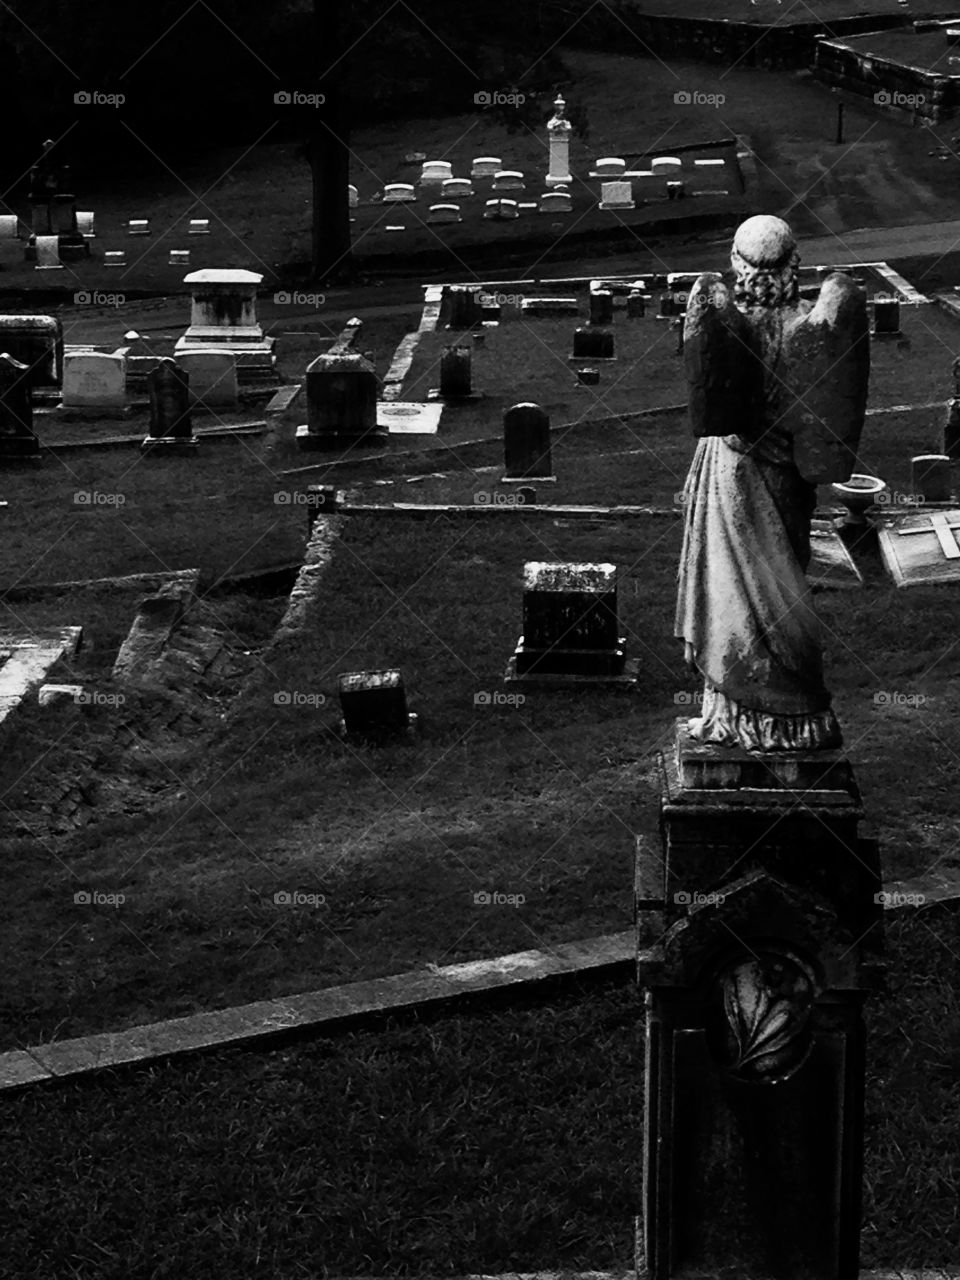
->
[505,633,639,687]
[141,436,199,457]
[295,423,388,451]
[675,719,854,792]
[173,337,276,386]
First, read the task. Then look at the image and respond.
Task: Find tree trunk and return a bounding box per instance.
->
[309,0,352,283]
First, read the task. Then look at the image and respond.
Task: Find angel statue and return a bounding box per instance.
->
[676,214,870,752]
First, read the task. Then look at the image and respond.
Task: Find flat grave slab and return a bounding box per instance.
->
[878,508,960,587]
[377,401,444,434]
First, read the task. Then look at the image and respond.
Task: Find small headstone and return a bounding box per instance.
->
[599,181,635,210]
[128,219,150,235]
[651,156,682,175]
[445,285,483,329]
[338,669,414,743]
[0,215,19,239]
[483,198,519,219]
[506,562,636,683]
[873,298,901,335]
[470,156,502,178]
[377,401,443,435]
[188,219,210,235]
[666,180,685,200]
[427,203,461,224]
[383,184,416,203]
[911,453,953,503]
[347,184,359,208]
[589,289,614,325]
[169,249,190,266]
[442,178,473,199]
[142,357,197,454]
[694,157,726,167]
[439,345,472,398]
[177,348,239,408]
[104,250,126,268]
[61,351,126,415]
[503,402,553,481]
[0,353,41,464]
[539,191,572,215]
[34,235,62,270]
[627,291,646,318]
[492,170,525,191]
[577,367,600,385]
[420,160,453,185]
[75,211,95,238]
[659,293,677,317]
[594,157,626,176]
[572,328,615,360]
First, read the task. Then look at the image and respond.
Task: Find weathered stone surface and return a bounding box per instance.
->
[503,402,553,481]
[112,574,199,683]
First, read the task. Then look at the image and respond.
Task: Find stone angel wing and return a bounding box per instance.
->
[683,273,762,438]
[780,272,870,484]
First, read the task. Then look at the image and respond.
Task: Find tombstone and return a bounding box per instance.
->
[659,293,678,317]
[104,251,126,268]
[295,350,385,450]
[442,178,473,199]
[599,181,635,210]
[539,191,572,215]
[545,95,573,187]
[439,345,472,398]
[651,155,682,175]
[470,156,501,179]
[911,453,952,503]
[174,268,276,384]
[338,670,416,743]
[0,316,63,388]
[520,296,579,317]
[627,290,646,318]
[666,180,685,200]
[142,357,197,454]
[589,289,614,325]
[873,297,901,335]
[0,215,19,239]
[879,507,960,584]
[694,157,726,168]
[128,219,150,235]
[347,184,359,208]
[502,402,554,482]
[942,356,960,459]
[76,211,95,238]
[169,249,190,267]
[594,157,626,176]
[61,351,127,416]
[177,348,239,409]
[0,353,41,463]
[420,160,452,186]
[121,330,163,393]
[188,218,210,235]
[34,236,62,270]
[491,170,525,191]
[576,367,600,385]
[445,285,483,329]
[572,328,615,360]
[483,198,519,219]
[383,184,416,203]
[505,562,637,685]
[427,203,461,224]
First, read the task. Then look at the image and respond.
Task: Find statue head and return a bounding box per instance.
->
[731,214,800,309]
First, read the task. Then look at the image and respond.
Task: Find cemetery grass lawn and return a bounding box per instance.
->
[6,513,960,1048]
[1,908,958,1277]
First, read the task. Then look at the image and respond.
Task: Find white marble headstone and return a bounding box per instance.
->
[62,351,126,410]
[539,192,572,214]
[383,184,417,203]
[0,215,20,239]
[599,181,635,210]
[35,236,63,269]
[427,204,462,224]
[470,156,502,178]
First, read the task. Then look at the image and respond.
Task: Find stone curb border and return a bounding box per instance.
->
[40,421,268,454]
[326,1272,957,1280]
[0,931,634,1093]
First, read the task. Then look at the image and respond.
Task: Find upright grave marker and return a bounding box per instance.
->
[502,402,554,483]
[142,358,198,455]
[0,353,41,464]
[296,351,385,451]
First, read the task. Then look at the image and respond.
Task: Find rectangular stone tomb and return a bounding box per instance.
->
[879,509,960,587]
[377,401,443,434]
[61,351,127,416]
[174,268,276,384]
[0,315,63,388]
[296,351,386,450]
[520,296,579,316]
[338,670,416,741]
[505,562,638,685]
[599,181,635,210]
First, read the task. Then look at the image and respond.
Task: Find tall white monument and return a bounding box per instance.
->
[545,95,573,188]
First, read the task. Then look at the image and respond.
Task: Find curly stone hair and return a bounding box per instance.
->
[731,242,800,309]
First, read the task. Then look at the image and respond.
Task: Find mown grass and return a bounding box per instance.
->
[4,507,960,1048]
[1,905,958,1279]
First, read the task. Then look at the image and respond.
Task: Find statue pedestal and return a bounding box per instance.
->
[635,721,884,1280]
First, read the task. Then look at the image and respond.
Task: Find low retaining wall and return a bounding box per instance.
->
[815,32,959,121]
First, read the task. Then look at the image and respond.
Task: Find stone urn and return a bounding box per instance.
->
[830,473,887,526]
